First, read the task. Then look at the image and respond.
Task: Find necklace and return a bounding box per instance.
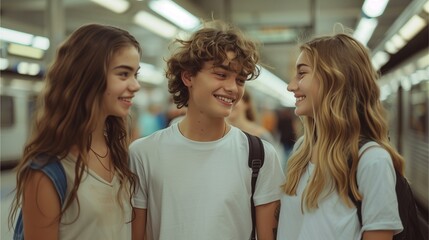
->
[90,147,108,158]
[90,148,111,172]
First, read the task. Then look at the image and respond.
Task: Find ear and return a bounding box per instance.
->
[181,71,193,87]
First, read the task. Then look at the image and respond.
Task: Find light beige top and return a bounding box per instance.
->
[59,154,131,240]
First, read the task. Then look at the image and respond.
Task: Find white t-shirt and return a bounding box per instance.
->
[277,142,403,240]
[129,123,285,240]
[59,155,132,240]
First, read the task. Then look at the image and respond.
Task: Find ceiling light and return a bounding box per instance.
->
[247,66,295,107]
[0,58,9,70]
[138,62,165,85]
[399,15,427,41]
[0,27,33,45]
[246,26,298,44]
[148,0,200,30]
[362,0,389,18]
[424,1,429,14]
[390,34,406,49]
[353,17,378,46]
[384,41,398,54]
[8,43,44,59]
[384,34,406,54]
[32,36,50,50]
[134,11,178,39]
[372,51,390,70]
[91,0,129,14]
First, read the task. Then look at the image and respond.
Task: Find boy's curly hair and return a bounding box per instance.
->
[166,20,260,108]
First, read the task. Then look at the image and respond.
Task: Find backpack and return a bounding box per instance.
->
[244,131,265,240]
[13,154,67,240]
[349,139,427,240]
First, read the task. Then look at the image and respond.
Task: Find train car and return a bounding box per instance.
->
[379,48,429,215]
[0,73,41,169]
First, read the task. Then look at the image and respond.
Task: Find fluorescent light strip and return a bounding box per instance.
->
[384,34,406,54]
[0,27,33,45]
[91,0,129,13]
[353,17,378,46]
[0,58,9,70]
[399,15,427,41]
[134,11,178,39]
[32,36,50,50]
[247,66,295,107]
[362,0,389,18]
[8,43,44,59]
[138,62,164,85]
[0,27,50,50]
[148,0,200,30]
[424,1,429,14]
[372,51,390,70]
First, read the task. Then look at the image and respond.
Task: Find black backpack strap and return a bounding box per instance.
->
[244,131,265,240]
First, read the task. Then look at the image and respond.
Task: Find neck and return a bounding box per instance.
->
[179,117,228,141]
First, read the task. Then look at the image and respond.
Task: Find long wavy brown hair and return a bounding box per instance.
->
[166,20,261,109]
[283,33,405,211]
[9,24,141,226]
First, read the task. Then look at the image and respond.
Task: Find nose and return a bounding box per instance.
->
[287,78,297,92]
[224,77,239,93]
[129,77,141,92]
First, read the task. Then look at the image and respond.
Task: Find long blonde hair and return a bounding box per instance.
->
[283,33,405,211]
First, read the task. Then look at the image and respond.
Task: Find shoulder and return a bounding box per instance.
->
[358,142,393,168]
[24,168,60,206]
[130,125,174,150]
[357,141,396,182]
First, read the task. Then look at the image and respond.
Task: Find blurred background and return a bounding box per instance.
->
[1,0,428,238]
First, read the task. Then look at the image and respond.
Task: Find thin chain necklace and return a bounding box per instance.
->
[90,148,111,172]
[90,147,108,158]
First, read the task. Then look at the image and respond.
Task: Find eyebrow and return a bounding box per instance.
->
[296,63,310,69]
[214,65,234,71]
[113,65,140,72]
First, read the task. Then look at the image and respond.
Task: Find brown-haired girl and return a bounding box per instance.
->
[9,23,142,240]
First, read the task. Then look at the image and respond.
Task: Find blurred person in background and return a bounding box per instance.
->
[129,20,284,240]
[227,90,276,143]
[276,107,298,168]
[9,24,142,240]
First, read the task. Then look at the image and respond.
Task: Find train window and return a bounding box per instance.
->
[409,81,428,136]
[1,95,15,128]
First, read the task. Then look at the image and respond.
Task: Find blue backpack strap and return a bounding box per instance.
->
[29,156,67,205]
[13,154,67,240]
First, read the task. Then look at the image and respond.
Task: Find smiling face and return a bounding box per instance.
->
[287,51,320,118]
[102,45,141,118]
[184,51,247,119]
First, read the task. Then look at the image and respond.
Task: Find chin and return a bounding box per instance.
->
[294,108,311,118]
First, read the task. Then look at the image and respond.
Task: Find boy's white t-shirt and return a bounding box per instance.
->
[129,123,285,240]
[277,142,403,240]
[59,155,132,240]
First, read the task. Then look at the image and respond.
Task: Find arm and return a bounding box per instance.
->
[256,200,280,240]
[363,230,394,240]
[132,207,147,240]
[23,170,60,240]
